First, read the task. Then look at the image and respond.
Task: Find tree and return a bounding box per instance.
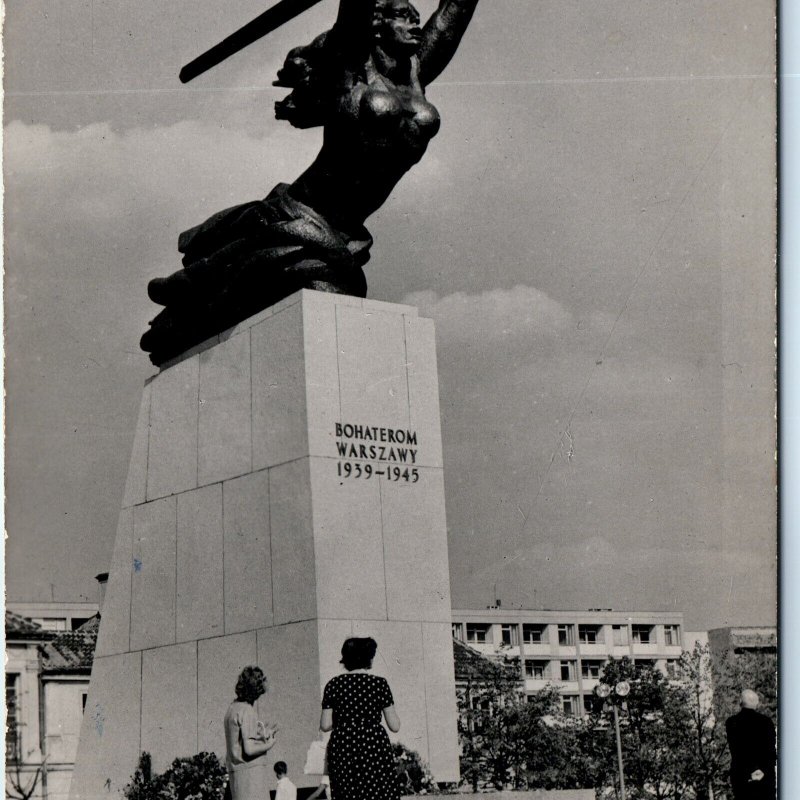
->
[455,645,522,790]
[519,695,596,791]
[710,642,777,726]
[585,657,688,800]
[453,641,593,793]
[584,652,738,800]
[669,644,730,800]
[453,641,522,792]
[5,697,43,800]
[5,755,44,800]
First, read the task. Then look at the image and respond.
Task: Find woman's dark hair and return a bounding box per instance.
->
[235,666,267,704]
[274,1,418,129]
[340,637,378,670]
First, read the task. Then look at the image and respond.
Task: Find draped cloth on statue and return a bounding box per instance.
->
[140,183,372,365]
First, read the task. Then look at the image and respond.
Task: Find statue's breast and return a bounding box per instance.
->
[356,86,441,146]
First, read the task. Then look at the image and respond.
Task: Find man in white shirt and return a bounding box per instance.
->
[274,762,297,800]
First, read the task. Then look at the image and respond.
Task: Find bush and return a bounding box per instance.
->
[392,742,436,795]
[124,752,228,800]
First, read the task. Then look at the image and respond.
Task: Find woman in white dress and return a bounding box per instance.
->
[224,666,278,800]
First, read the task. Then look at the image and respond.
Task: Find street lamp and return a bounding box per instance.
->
[595,680,631,800]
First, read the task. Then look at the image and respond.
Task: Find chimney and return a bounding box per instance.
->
[95,572,109,613]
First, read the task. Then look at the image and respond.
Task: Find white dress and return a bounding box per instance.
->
[224,701,269,800]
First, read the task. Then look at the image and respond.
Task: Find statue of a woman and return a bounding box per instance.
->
[141,0,480,365]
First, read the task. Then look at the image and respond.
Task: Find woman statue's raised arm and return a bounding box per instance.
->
[417,0,480,87]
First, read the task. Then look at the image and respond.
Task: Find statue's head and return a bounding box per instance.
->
[373,0,423,57]
[275,0,424,129]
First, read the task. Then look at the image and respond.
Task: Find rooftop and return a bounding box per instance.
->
[39,616,100,674]
[5,610,55,641]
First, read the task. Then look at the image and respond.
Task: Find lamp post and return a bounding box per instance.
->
[595,680,630,800]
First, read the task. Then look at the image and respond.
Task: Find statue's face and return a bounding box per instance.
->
[375,0,423,55]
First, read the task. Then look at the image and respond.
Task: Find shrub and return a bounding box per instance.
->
[124,752,228,800]
[392,742,436,795]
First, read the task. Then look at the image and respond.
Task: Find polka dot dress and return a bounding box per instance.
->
[322,673,400,800]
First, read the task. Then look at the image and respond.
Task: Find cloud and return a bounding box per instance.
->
[402,285,574,344]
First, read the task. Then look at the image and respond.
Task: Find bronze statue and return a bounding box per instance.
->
[141,0,480,365]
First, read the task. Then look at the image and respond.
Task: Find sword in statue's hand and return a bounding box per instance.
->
[179,0,325,83]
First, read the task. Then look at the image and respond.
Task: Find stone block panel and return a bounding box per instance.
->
[256,623,322,780]
[351,620,429,763]
[422,623,460,782]
[122,383,152,508]
[147,356,199,500]
[95,507,133,657]
[197,632,258,758]
[301,293,342,459]
[379,468,452,623]
[131,497,177,651]
[141,643,198,773]
[223,471,273,634]
[309,458,387,621]
[252,302,309,470]
[198,332,252,485]
[177,484,224,642]
[69,652,142,800]
[404,315,444,470]
[336,305,411,427]
[269,459,316,624]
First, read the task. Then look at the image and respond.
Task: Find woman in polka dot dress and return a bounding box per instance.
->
[320,638,401,800]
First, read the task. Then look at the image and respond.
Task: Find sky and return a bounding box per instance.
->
[4,0,776,631]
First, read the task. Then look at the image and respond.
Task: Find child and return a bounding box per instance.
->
[274,762,297,800]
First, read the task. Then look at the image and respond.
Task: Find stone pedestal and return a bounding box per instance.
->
[70,290,459,800]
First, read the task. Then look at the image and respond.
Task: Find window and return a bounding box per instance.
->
[560,660,576,681]
[452,623,464,641]
[500,624,519,646]
[665,660,681,679]
[581,660,604,680]
[6,674,20,761]
[558,625,575,645]
[583,694,597,714]
[632,625,652,644]
[37,617,68,631]
[466,624,490,644]
[634,659,656,674]
[71,617,92,631]
[579,625,602,645]
[525,660,549,680]
[664,625,680,646]
[523,624,546,644]
[612,625,629,645]
[561,695,579,716]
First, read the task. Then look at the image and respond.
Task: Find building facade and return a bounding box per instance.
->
[8,603,99,634]
[5,609,98,800]
[451,608,685,717]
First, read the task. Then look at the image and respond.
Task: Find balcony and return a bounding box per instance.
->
[579,642,610,657]
[521,642,552,656]
[524,678,553,692]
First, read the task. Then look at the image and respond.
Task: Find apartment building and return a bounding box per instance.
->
[7,602,99,633]
[451,607,685,717]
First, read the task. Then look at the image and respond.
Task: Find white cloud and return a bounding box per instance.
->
[402,285,573,344]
